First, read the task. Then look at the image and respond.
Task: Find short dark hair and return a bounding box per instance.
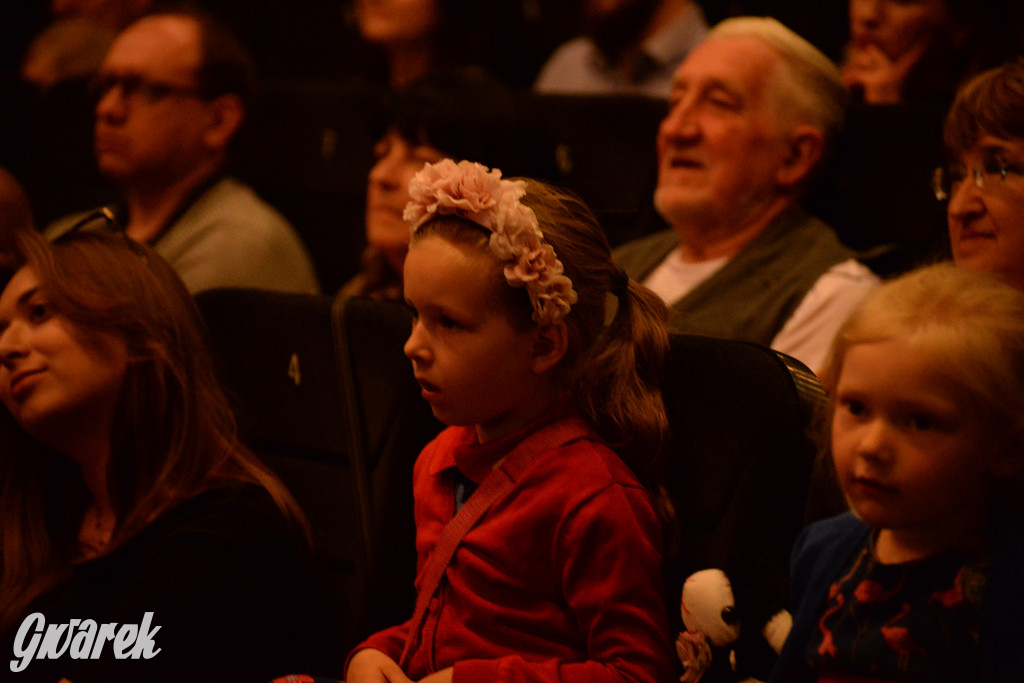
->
[372,67,539,177]
[144,6,258,106]
[944,57,1024,155]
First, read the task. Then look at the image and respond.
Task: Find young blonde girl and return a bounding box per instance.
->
[770,263,1024,683]
[346,159,675,683]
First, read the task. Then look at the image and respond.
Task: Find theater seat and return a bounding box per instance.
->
[531,94,668,247]
[331,295,443,637]
[660,334,839,644]
[230,80,380,293]
[195,289,441,672]
[195,289,366,673]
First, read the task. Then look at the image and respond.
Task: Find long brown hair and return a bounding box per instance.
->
[0,230,307,633]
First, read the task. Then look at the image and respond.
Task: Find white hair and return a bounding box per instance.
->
[709,16,847,143]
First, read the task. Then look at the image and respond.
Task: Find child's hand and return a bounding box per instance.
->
[345,648,413,683]
[418,668,453,683]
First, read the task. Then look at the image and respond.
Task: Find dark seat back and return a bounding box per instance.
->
[231,81,379,293]
[195,290,442,663]
[661,334,834,635]
[532,94,667,247]
[195,288,369,667]
[332,295,444,636]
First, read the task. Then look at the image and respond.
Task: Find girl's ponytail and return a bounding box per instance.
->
[575,277,670,477]
[515,180,671,486]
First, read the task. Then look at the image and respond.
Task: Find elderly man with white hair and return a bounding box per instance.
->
[614,17,878,374]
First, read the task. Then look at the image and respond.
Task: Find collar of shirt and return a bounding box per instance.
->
[428,397,577,484]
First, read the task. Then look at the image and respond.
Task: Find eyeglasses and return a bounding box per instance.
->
[932,159,1024,202]
[90,74,209,104]
[55,207,149,264]
[62,207,123,237]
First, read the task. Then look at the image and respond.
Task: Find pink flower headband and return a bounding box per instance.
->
[404,159,578,325]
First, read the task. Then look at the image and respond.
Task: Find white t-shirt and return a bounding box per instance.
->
[642,248,879,374]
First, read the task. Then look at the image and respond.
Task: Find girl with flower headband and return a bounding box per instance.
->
[770,263,1024,683]
[346,159,675,683]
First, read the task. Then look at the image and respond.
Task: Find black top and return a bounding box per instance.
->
[4,482,339,682]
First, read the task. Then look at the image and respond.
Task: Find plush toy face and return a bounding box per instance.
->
[680,568,741,647]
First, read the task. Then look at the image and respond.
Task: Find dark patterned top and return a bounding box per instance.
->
[804,533,988,682]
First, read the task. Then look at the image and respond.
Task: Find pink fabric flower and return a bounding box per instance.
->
[405,159,578,325]
[676,630,712,683]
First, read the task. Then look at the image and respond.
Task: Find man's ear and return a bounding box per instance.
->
[531,323,569,375]
[203,93,245,151]
[775,124,824,190]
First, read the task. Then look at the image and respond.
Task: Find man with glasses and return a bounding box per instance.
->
[48,10,319,295]
[937,58,1024,291]
[614,18,878,374]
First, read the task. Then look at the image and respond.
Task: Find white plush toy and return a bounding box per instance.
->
[677,566,792,683]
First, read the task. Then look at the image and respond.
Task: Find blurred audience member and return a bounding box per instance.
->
[353,0,535,89]
[937,58,1024,290]
[21,0,154,90]
[0,166,34,236]
[342,68,537,301]
[21,17,117,90]
[535,0,707,99]
[842,0,1024,105]
[614,17,878,374]
[46,9,319,294]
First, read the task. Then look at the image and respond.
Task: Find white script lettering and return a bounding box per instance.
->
[10,612,161,673]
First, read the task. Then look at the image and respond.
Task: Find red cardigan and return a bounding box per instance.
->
[354,412,675,683]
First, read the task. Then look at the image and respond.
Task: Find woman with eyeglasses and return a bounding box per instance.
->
[936,58,1024,290]
[341,68,540,302]
[0,230,335,681]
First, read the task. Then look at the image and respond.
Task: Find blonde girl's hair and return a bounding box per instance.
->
[822,262,1024,473]
[0,230,309,633]
[411,178,671,485]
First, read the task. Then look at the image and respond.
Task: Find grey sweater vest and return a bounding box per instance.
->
[613,208,853,346]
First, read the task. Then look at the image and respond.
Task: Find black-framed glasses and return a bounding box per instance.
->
[932,160,1024,202]
[90,74,209,104]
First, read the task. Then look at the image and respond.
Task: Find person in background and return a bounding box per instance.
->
[352,0,534,89]
[0,230,335,681]
[614,17,878,374]
[935,57,1024,291]
[46,9,319,295]
[341,68,537,301]
[21,0,154,89]
[842,0,1024,105]
[769,263,1024,682]
[535,0,707,99]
